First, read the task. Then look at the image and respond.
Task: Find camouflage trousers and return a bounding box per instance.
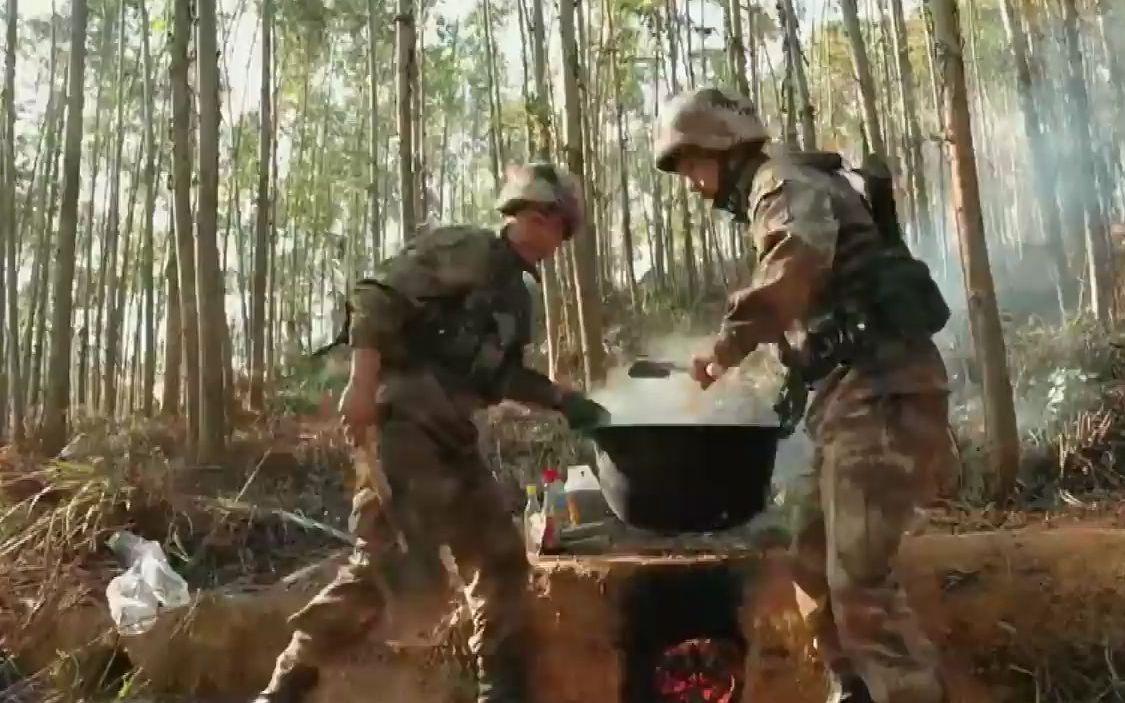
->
[264,375,532,703]
[789,387,953,703]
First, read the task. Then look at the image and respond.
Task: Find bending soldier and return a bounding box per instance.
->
[254,162,608,703]
[653,87,955,703]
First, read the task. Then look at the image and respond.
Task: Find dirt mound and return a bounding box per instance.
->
[9,526,1125,702]
[900,527,1125,701]
[0,419,357,700]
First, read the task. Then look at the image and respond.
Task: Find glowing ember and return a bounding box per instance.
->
[653,637,744,703]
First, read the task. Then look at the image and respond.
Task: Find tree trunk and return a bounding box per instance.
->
[99,0,128,418]
[41,0,88,454]
[481,0,503,191]
[515,0,535,153]
[195,0,226,460]
[998,0,1072,315]
[140,0,157,416]
[664,0,694,301]
[105,155,141,418]
[77,11,115,411]
[162,242,182,415]
[559,0,604,388]
[650,69,667,288]
[529,0,561,379]
[128,277,142,413]
[366,0,380,259]
[101,152,138,418]
[1096,0,1123,140]
[1,0,20,442]
[889,0,931,245]
[171,0,200,453]
[267,49,280,384]
[727,0,750,97]
[413,23,426,223]
[840,0,886,157]
[609,15,637,312]
[396,0,416,243]
[930,0,1020,502]
[21,16,60,413]
[29,70,65,416]
[1059,0,1114,322]
[921,4,951,273]
[875,0,899,168]
[747,3,761,108]
[779,0,815,149]
[251,0,271,410]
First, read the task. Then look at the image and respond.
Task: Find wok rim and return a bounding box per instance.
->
[588,422,781,532]
[588,422,785,432]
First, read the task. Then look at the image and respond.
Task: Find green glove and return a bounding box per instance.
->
[558,392,610,432]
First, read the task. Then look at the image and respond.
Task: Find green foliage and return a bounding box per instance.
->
[272,354,348,415]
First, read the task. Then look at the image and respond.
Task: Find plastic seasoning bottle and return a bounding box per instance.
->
[542,468,570,529]
[540,489,561,554]
[524,485,543,552]
[563,465,600,525]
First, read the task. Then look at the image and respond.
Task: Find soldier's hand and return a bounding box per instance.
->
[559,391,610,432]
[690,353,726,390]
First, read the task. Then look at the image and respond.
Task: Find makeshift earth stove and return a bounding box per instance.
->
[552,421,784,703]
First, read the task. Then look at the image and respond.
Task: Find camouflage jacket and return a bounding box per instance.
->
[715,147,949,397]
[349,224,560,409]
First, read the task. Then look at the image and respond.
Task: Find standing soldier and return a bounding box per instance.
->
[653,87,954,703]
[254,162,609,703]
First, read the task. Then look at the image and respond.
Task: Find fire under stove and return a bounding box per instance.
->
[622,562,746,702]
[528,549,826,703]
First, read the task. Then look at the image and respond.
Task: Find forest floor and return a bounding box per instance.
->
[5,316,1125,702]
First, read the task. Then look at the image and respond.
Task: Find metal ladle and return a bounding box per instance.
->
[626,359,691,379]
[627,359,725,380]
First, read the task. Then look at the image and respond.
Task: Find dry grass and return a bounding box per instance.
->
[0,417,356,701]
[949,313,1125,505]
[998,644,1125,703]
[0,457,137,605]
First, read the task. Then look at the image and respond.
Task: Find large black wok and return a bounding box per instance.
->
[587,424,783,534]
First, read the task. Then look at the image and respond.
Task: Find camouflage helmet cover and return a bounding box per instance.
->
[496,162,584,237]
[654,87,768,172]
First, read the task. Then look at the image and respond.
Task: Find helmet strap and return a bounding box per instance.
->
[712,147,767,223]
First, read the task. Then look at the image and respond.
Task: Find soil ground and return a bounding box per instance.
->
[8,398,1125,702]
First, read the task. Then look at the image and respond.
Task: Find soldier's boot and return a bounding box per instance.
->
[825,672,874,703]
[476,637,530,703]
[252,663,319,703]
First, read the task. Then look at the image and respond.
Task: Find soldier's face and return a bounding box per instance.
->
[512,210,568,262]
[532,212,569,257]
[677,154,721,199]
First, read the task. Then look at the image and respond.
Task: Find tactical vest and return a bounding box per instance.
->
[389,233,537,400]
[784,151,951,381]
[323,228,538,401]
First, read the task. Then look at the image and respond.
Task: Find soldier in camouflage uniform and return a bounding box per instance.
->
[653,87,955,703]
[254,163,609,703]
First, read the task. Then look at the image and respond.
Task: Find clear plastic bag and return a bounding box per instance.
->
[104,531,191,635]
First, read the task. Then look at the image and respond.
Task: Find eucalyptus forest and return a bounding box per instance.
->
[1,0,1124,700]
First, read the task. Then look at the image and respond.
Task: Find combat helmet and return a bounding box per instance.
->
[654,87,768,173]
[496,162,584,239]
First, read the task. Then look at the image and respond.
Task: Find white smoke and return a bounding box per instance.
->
[590,334,783,426]
[590,333,818,525]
